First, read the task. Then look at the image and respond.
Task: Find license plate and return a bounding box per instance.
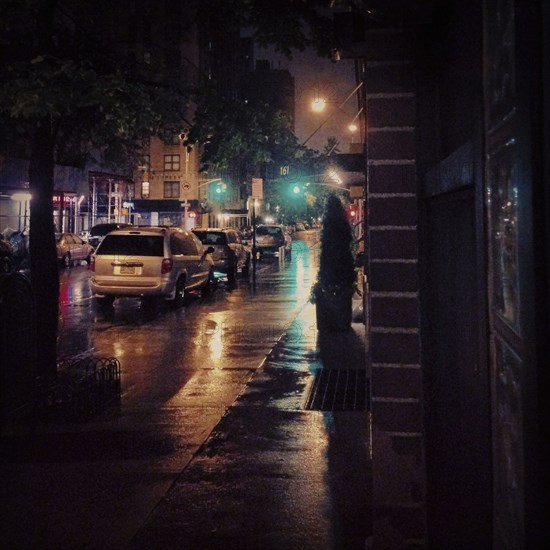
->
[120,265,135,274]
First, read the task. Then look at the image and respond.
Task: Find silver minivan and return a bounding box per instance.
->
[90,226,215,307]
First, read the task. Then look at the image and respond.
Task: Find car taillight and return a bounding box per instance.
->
[90,255,95,271]
[161,258,173,274]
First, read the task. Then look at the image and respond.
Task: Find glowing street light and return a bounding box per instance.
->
[348,107,364,134]
[311,97,326,112]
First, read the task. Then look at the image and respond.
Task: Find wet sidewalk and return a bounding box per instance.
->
[130,298,371,549]
[1,240,371,549]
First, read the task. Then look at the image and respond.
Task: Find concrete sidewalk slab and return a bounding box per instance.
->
[130,301,371,549]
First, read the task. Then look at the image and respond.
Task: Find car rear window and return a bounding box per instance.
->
[193,231,227,245]
[256,226,282,236]
[96,235,164,256]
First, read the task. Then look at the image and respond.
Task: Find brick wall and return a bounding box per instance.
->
[364,32,426,547]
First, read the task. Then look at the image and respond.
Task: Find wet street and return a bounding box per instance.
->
[1,231,371,549]
[0,231,370,549]
[55,235,319,415]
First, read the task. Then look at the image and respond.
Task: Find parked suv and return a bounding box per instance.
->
[88,222,131,248]
[192,227,251,281]
[254,224,292,259]
[90,226,215,307]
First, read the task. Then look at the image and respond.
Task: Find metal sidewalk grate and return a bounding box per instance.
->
[304,369,368,411]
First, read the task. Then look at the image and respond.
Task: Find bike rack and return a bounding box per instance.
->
[35,357,121,422]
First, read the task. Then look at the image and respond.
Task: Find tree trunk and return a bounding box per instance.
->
[29,118,59,379]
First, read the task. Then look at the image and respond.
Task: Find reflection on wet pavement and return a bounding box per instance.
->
[131,263,370,549]
[1,233,370,549]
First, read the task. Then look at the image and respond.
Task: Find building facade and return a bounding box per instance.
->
[335,0,548,545]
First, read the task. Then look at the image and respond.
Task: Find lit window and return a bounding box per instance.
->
[142,181,150,198]
[164,154,180,171]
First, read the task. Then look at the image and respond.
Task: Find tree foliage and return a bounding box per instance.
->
[184,91,300,183]
[186,0,334,181]
[198,0,334,58]
[0,0,340,377]
[0,2,190,172]
[0,0,192,376]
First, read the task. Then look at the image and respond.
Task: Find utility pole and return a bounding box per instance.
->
[251,178,263,287]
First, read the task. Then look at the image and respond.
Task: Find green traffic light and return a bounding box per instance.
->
[293,185,301,194]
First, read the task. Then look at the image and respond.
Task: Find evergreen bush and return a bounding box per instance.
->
[311,194,356,302]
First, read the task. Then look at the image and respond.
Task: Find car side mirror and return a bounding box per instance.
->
[205,246,215,255]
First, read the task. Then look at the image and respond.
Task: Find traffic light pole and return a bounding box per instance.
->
[252,198,257,287]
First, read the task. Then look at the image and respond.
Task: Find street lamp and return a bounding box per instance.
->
[302,82,364,146]
[311,97,326,112]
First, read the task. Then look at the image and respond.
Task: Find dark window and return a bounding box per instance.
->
[164,181,180,198]
[170,234,185,254]
[180,234,199,255]
[96,235,164,256]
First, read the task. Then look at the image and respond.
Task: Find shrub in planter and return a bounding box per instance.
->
[311,194,357,331]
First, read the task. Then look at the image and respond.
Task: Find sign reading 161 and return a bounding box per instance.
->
[280,165,290,176]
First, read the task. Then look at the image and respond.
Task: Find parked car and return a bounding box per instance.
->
[88,222,131,248]
[254,224,292,259]
[56,232,95,267]
[192,227,251,280]
[90,226,215,307]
